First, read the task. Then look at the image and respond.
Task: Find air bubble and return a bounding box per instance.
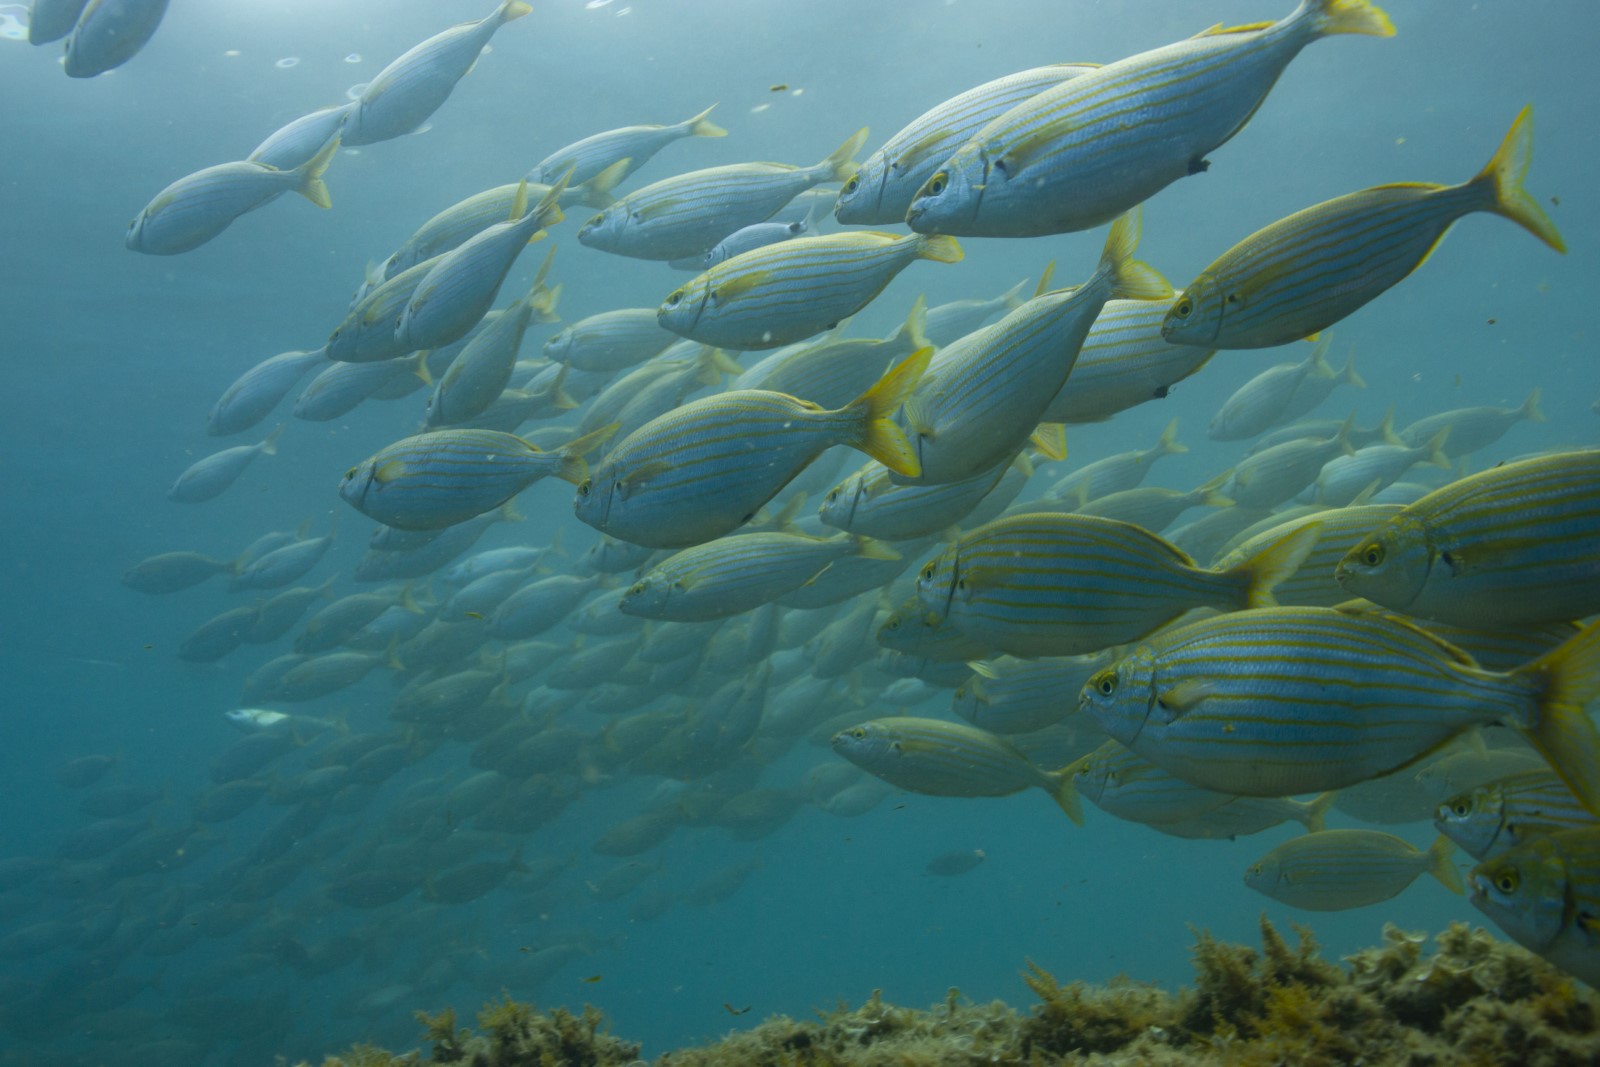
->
[345,82,370,101]
[344,53,362,64]
[585,0,613,8]
[275,57,299,69]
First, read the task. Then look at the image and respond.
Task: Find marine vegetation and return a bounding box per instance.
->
[299,920,1600,1067]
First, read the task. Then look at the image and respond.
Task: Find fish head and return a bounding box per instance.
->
[830,721,899,770]
[948,676,988,726]
[657,277,712,337]
[817,475,864,532]
[1161,275,1225,346]
[1078,649,1156,745]
[571,463,617,530]
[1435,784,1508,861]
[904,152,983,235]
[618,573,674,617]
[914,546,960,619]
[1469,841,1568,951]
[338,458,380,513]
[542,326,574,363]
[1070,749,1115,805]
[1241,854,1284,897]
[124,210,151,252]
[833,152,889,224]
[875,605,945,655]
[1333,515,1432,611]
[577,203,627,251]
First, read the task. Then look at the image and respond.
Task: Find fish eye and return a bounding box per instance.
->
[1361,543,1385,567]
[1451,800,1471,817]
[851,728,865,739]
[842,175,859,195]
[926,172,947,196]
[1094,672,1117,697]
[664,289,684,307]
[343,467,357,480]
[919,563,936,581]
[577,479,591,497]
[586,213,604,227]
[626,581,645,597]
[1173,299,1193,319]
[1495,870,1519,894]
[884,616,900,631]
[824,489,838,504]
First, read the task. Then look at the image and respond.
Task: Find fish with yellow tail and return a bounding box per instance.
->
[657,231,962,351]
[1470,826,1600,989]
[1164,105,1564,349]
[1437,770,1599,862]
[1078,607,1600,820]
[906,0,1393,237]
[1244,830,1465,911]
[574,347,931,549]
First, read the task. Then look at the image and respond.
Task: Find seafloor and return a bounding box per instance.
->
[300,919,1600,1066]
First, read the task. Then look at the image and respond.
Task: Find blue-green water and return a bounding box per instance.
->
[1,1,1595,1063]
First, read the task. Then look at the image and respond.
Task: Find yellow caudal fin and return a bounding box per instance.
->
[999,276,1030,312]
[259,422,284,456]
[578,158,630,209]
[1421,428,1452,468]
[1227,520,1321,610]
[915,233,964,264]
[684,104,726,138]
[1516,619,1600,816]
[1154,418,1186,457]
[1521,387,1546,423]
[898,294,929,352]
[1374,406,1402,447]
[499,0,533,22]
[509,178,529,222]
[845,346,933,477]
[534,282,563,324]
[820,127,870,182]
[1339,351,1366,390]
[1308,0,1396,38]
[1194,469,1234,509]
[1299,792,1336,833]
[1424,834,1466,895]
[1029,423,1068,462]
[1048,766,1085,826]
[294,133,341,209]
[1473,106,1565,253]
[1305,333,1336,378]
[853,536,901,562]
[1099,208,1173,302]
[1032,261,1057,298]
[408,351,433,386]
[532,173,568,230]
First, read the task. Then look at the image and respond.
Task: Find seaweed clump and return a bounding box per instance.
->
[297,921,1600,1066]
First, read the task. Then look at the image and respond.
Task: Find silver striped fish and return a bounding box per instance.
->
[953,654,1110,736]
[573,348,930,549]
[1334,449,1600,627]
[834,63,1096,225]
[895,210,1171,486]
[1469,826,1600,988]
[657,231,962,350]
[735,297,926,408]
[526,104,726,187]
[1163,106,1565,349]
[1207,336,1343,442]
[877,596,994,662]
[915,512,1317,658]
[1244,831,1464,911]
[1077,606,1600,815]
[1066,741,1243,827]
[340,426,612,530]
[295,353,430,422]
[1040,299,1217,425]
[577,128,867,261]
[1046,419,1185,504]
[1215,503,1402,608]
[209,348,328,436]
[819,453,1023,543]
[1437,770,1599,862]
[619,532,895,622]
[906,0,1393,237]
[544,308,678,373]
[1399,389,1544,456]
[425,254,559,427]
[1311,432,1449,508]
[342,0,531,146]
[830,716,1080,822]
[327,254,445,364]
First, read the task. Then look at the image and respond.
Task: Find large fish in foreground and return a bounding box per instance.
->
[1470,826,1600,988]
[1162,106,1564,349]
[573,348,930,549]
[1077,607,1600,817]
[905,0,1393,237]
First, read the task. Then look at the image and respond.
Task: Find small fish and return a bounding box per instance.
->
[1163,106,1564,349]
[952,655,1109,735]
[1067,741,1249,827]
[831,717,1080,821]
[342,0,533,146]
[247,103,354,171]
[906,0,1393,236]
[1047,419,1185,504]
[658,231,962,350]
[231,523,337,591]
[425,254,558,426]
[122,551,237,595]
[1041,298,1217,425]
[1225,417,1353,509]
[27,0,89,46]
[341,426,611,531]
[544,308,677,373]
[925,849,987,876]
[527,104,726,187]
[1335,449,1600,628]
[1311,430,1450,508]
[1214,504,1402,608]
[1469,826,1600,987]
[915,513,1316,658]
[1069,473,1234,534]
[167,425,283,503]
[1078,607,1600,815]
[1207,337,1346,442]
[209,348,328,436]
[1437,770,1599,861]
[574,348,929,549]
[693,215,812,270]
[835,64,1094,225]
[127,136,339,255]
[295,353,431,422]
[1244,831,1464,911]
[577,128,867,261]
[819,453,1021,543]
[1398,389,1545,457]
[394,182,564,353]
[64,0,170,78]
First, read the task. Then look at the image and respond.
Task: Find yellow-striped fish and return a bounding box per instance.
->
[573,348,930,549]
[1163,106,1565,349]
[577,128,867,262]
[1244,831,1464,911]
[1335,450,1600,628]
[340,426,613,530]
[952,654,1110,735]
[657,231,962,351]
[906,0,1393,237]
[876,596,994,662]
[915,513,1316,658]
[1077,607,1600,816]
[835,63,1096,225]
[1041,298,1217,425]
[1470,826,1600,988]
[1438,771,1599,862]
[819,454,1023,543]
[1215,503,1402,607]
[830,716,1081,822]
[896,210,1171,486]
[1065,741,1240,827]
